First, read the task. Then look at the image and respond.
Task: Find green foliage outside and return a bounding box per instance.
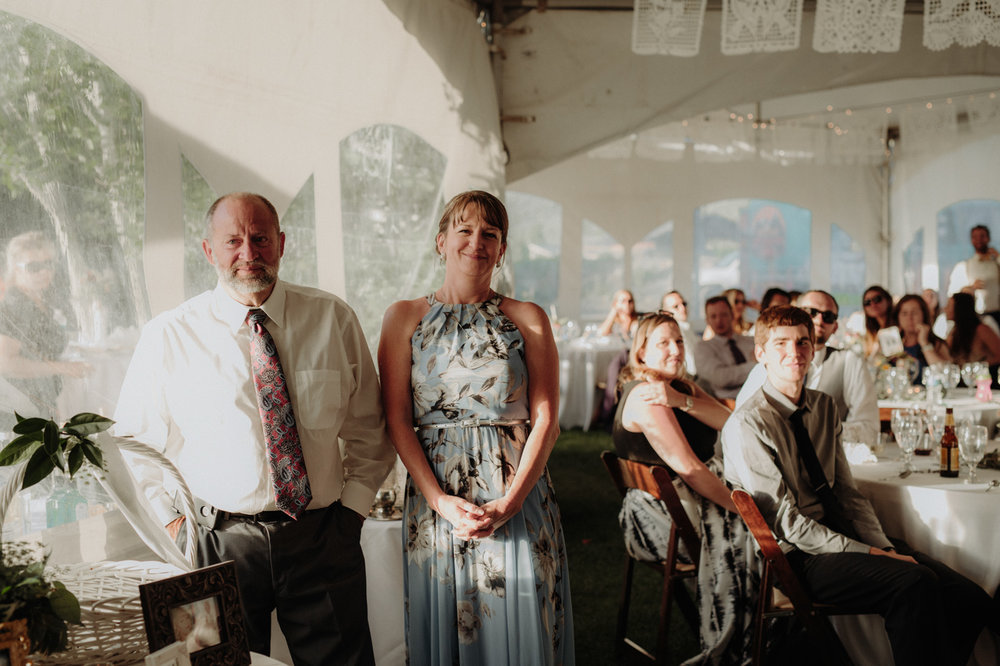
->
[0,11,147,329]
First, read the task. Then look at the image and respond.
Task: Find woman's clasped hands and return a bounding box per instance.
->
[435,493,517,540]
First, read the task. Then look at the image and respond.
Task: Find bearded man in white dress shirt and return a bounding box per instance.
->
[114,193,395,665]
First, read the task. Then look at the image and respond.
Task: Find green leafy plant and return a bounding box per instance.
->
[0,411,113,653]
[0,412,112,489]
[0,542,81,653]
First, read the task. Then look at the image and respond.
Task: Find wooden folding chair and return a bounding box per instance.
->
[731,489,855,666]
[601,450,701,663]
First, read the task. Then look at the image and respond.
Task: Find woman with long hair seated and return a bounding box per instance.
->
[946,292,1000,371]
[861,285,893,360]
[613,312,754,663]
[894,293,951,382]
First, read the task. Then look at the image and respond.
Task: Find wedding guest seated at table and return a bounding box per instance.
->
[923,287,950,339]
[746,286,791,335]
[660,290,697,375]
[759,286,791,310]
[598,289,640,344]
[735,290,879,445]
[894,293,950,382]
[597,290,641,426]
[946,291,1000,382]
[694,296,756,400]
[0,231,88,426]
[723,305,997,666]
[613,312,753,663]
[861,284,893,360]
[703,288,753,340]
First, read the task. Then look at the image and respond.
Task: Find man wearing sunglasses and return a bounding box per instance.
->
[735,290,878,445]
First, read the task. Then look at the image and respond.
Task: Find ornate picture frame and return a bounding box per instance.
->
[139,561,249,665]
[0,618,30,666]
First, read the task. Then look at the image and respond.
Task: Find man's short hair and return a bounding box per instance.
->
[971,224,991,240]
[797,289,839,313]
[754,305,815,347]
[204,192,280,238]
[704,295,731,314]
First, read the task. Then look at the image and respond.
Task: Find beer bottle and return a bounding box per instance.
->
[939,407,959,478]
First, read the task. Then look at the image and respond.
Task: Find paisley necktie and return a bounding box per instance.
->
[247,309,312,518]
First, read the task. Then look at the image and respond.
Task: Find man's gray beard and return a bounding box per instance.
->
[216,263,277,295]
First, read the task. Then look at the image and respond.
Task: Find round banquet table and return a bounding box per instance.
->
[833,441,1000,665]
[557,337,628,430]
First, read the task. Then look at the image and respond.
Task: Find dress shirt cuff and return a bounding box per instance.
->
[150,488,177,527]
[340,480,377,517]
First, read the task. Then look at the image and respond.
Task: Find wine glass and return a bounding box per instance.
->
[961,362,979,389]
[896,415,922,475]
[922,411,945,456]
[958,424,987,484]
[940,363,961,398]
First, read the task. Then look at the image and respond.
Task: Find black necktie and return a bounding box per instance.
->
[728,338,747,364]
[789,409,858,541]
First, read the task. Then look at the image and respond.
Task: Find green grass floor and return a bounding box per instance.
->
[548,427,699,665]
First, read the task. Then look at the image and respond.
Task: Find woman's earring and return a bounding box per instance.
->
[495,256,505,270]
[439,254,446,265]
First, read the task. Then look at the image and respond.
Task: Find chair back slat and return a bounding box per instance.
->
[731,489,817,619]
[601,451,701,566]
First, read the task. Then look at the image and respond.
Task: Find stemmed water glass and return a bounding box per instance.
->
[961,362,985,389]
[940,363,961,398]
[895,414,923,475]
[958,424,988,484]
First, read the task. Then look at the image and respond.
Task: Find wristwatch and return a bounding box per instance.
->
[679,396,694,412]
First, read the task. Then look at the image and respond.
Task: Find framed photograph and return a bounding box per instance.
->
[0,618,30,666]
[877,325,904,358]
[140,561,250,665]
[145,640,192,666]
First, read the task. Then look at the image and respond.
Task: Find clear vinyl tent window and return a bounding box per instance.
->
[505,191,562,318]
[631,222,674,314]
[692,199,811,323]
[0,12,145,537]
[830,223,866,320]
[936,199,1000,299]
[580,219,625,323]
[340,124,447,352]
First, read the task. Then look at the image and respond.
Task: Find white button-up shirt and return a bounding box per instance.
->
[113,280,395,522]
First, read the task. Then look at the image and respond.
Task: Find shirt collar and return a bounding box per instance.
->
[761,378,810,419]
[212,279,287,332]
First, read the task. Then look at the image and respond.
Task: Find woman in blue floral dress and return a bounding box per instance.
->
[379,191,574,665]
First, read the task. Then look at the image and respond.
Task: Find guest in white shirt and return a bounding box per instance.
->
[947,224,1000,324]
[735,290,879,445]
[661,290,697,376]
[114,192,395,664]
[693,296,755,400]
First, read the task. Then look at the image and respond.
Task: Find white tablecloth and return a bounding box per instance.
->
[834,443,1000,665]
[269,519,404,665]
[879,395,1000,434]
[557,337,627,430]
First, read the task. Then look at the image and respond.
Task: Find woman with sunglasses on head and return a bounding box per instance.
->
[614,312,755,663]
[861,285,893,360]
[0,231,88,424]
[894,293,950,383]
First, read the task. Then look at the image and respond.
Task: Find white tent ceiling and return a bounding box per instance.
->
[494,5,1000,181]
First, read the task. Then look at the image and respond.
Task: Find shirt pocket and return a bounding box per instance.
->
[294,369,343,430]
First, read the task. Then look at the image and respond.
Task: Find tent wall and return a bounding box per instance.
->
[0,0,503,314]
[510,154,882,324]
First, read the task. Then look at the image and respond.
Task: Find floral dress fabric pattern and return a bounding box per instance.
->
[404,293,574,665]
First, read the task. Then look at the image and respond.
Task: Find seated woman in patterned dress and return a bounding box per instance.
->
[614,312,755,664]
